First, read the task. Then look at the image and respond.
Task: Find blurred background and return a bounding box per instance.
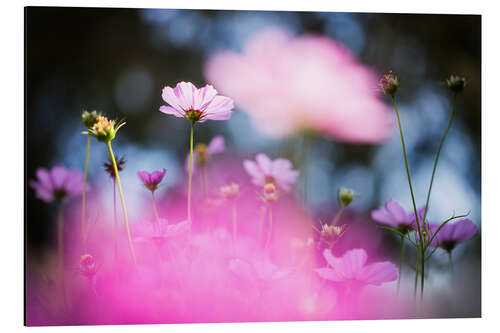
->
[25,7,481,316]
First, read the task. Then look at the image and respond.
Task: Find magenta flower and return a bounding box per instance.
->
[137,168,166,192]
[160,81,234,123]
[243,153,299,192]
[316,248,398,286]
[29,166,85,203]
[184,135,226,173]
[429,219,478,252]
[371,200,417,233]
[205,27,391,142]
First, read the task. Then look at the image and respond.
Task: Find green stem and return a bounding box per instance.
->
[106,141,136,265]
[448,251,454,274]
[81,134,91,252]
[391,95,424,300]
[332,207,344,225]
[152,191,160,223]
[414,245,419,300]
[187,122,194,232]
[397,236,406,295]
[422,93,457,227]
[113,180,118,261]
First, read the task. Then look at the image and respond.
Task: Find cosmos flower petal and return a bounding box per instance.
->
[255,154,273,175]
[159,105,185,118]
[315,268,343,282]
[385,200,408,222]
[161,86,185,113]
[173,81,196,110]
[359,262,398,286]
[341,248,368,279]
[202,95,234,121]
[243,160,265,186]
[194,84,218,110]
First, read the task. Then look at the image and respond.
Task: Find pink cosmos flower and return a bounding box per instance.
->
[428,219,478,252]
[229,257,292,282]
[29,166,85,203]
[204,27,391,142]
[243,153,299,192]
[371,200,419,233]
[316,248,398,286]
[137,168,166,192]
[184,136,226,173]
[159,81,234,123]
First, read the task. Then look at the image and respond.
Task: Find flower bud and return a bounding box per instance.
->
[262,182,279,203]
[379,71,399,96]
[195,143,210,164]
[89,115,125,143]
[338,187,355,208]
[81,110,99,130]
[445,75,467,94]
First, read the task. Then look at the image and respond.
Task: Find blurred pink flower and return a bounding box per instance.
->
[428,219,478,252]
[29,166,85,203]
[137,168,166,192]
[229,257,292,282]
[184,136,226,173]
[243,153,299,192]
[204,27,392,142]
[316,248,397,286]
[160,81,234,123]
[132,218,190,245]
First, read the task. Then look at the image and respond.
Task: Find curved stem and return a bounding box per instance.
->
[391,96,425,300]
[106,141,136,265]
[81,134,91,252]
[422,93,457,227]
[332,207,344,226]
[187,122,194,233]
[397,236,406,295]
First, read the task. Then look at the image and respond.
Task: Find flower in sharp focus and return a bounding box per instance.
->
[184,136,226,173]
[338,187,355,208]
[87,115,125,142]
[445,75,467,94]
[137,168,166,193]
[30,166,86,203]
[379,71,399,96]
[429,219,478,252]
[371,200,417,234]
[243,153,299,192]
[81,110,100,130]
[103,154,126,180]
[316,248,398,286]
[160,81,234,123]
[205,27,392,142]
[79,254,97,278]
[220,183,240,201]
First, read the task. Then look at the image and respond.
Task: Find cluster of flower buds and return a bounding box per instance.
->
[379,71,399,96]
[261,183,279,203]
[319,222,348,243]
[79,254,97,278]
[220,183,240,201]
[82,111,126,143]
[445,75,467,94]
[81,110,100,129]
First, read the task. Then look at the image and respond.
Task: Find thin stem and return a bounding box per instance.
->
[391,96,425,300]
[152,191,160,223]
[106,141,136,265]
[397,236,406,295]
[81,134,91,252]
[265,205,273,250]
[448,251,454,274]
[187,122,194,231]
[422,93,457,228]
[332,207,344,226]
[113,180,118,261]
[414,245,419,300]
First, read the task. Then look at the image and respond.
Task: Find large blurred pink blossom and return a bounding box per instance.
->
[204,27,392,142]
[243,153,299,192]
[316,248,397,286]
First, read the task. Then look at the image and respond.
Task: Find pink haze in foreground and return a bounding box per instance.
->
[26,156,411,326]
